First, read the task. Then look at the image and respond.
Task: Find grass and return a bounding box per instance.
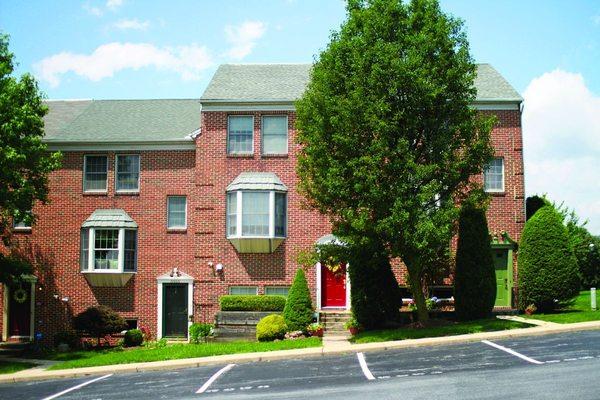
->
[48,337,321,370]
[0,360,36,374]
[350,318,532,344]
[521,291,600,324]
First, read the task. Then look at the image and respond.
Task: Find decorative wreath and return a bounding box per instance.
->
[322,256,346,277]
[13,288,27,304]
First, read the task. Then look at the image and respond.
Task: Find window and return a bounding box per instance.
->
[265,286,290,297]
[13,211,32,230]
[167,196,187,229]
[80,228,138,272]
[262,116,288,155]
[228,116,253,154]
[116,155,140,192]
[83,155,108,192]
[484,158,504,192]
[226,191,287,238]
[229,286,258,295]
[125,319,138,330]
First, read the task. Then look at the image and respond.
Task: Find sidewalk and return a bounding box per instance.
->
[2,318,600,384]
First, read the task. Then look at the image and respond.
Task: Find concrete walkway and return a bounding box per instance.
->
[2,318,600,384]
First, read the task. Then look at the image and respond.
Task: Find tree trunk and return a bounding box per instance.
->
[407,264,429,323]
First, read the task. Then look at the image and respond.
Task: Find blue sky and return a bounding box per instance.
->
[2,0,600,233]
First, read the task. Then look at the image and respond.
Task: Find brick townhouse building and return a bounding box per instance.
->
[0,63,524,342]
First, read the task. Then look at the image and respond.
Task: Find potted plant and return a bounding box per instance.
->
[344,317,361,335]
[307,322,324,337]
[524,304,537,315]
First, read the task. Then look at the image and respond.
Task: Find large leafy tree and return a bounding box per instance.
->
[0,34,61,281]
[296,0,495,323]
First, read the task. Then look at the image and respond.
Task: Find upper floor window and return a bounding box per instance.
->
[228,116,254,154]
[167,196,187,229]
[262,116,288,155]
[116,155,140,192]
[13,212,32,230]
[484,158,504,192]
[83,155,108,192]
[226,191,287,238]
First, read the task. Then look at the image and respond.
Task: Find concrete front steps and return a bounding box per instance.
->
[0,341,30,357]
[320,310,352,335]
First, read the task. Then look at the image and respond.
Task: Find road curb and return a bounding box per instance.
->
[2,320,600,383]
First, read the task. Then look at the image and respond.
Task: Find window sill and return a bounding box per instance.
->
[167,228,187,234]
[227,153,254,158]
[486,191,506,197]
[83,191,108,196]
[261,154,289,159]
[13,227,32,233]
[115,191,140,196]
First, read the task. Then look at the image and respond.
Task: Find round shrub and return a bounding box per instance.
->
[73,305,127,346]
[256,314,287,342]
[283,269,314,332]
[123,329,144,347]
[518,205,580,311]
[454,203,496,320]
[189,322,213,344]
[53,330,80,349]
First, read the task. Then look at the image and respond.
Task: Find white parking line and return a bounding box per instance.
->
[196,364,236,394]
[41,374,113,400]
[481,340,544,365]
[356,352,376,380]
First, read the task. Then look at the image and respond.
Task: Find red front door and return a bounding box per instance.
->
[8,285,31,338]
[321,263,347,307]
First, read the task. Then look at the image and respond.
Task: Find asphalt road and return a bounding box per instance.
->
[2,330,600,400]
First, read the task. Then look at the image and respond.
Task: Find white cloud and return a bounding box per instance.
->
[224,21,266,60]
[34,42,212,87]
[83,3,103,16]
[523,69,600,233]
[114,18,150,30]
[106,0,123,10]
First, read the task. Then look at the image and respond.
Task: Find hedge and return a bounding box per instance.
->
[454,203,496,321]
[219,295,286,312]
[518,205,580,311]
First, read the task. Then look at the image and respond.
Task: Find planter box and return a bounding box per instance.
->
[214,311,281,340]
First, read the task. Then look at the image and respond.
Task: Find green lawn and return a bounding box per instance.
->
[522,291,600,324]
[48,338,321,370]
[350,318,532,344]
[0,360,36,374]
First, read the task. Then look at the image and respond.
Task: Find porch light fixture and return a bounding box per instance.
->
[169,267,181,278]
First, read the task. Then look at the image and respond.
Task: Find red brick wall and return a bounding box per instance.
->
[0,107,524,342]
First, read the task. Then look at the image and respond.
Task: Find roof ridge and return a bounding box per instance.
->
[46,98,201,102]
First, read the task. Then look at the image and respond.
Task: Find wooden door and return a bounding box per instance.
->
[8,285,31,338]
[493,249,511,307]
[321,264,346,307]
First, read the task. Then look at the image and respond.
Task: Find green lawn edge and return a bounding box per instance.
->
[350,318,532,344]
[0,360,37,374]
[48,337,321,370]
[521,291,600,324]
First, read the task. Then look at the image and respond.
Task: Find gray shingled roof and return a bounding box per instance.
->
[226,172,288,192]
[201,63,522,103]
[82,209,138,228]
[43,99,201,143]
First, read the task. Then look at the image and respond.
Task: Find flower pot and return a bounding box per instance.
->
[348,327,359,335]
[309,328,323,337]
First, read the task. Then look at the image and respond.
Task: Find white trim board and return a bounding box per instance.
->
[315,262,351,311]
[156,271,194,340]
[46,142,196,152]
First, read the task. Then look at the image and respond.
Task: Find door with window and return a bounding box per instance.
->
[493,249,511,307]
[321,263,347,308]
[162,284,188,338]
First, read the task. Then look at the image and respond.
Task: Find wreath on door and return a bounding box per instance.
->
[13,287,28,304]
[322,256,345,277]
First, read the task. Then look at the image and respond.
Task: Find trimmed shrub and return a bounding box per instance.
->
[526,195,548,221]
[53,330,80,349]
[73,305,128,346]
[519,205,580,311]
[219,295,286,311]
[454,203,496,320]
[256,314,287,342]
[283,269,314,332]
[189,323,213,344]
[123,329,144,347]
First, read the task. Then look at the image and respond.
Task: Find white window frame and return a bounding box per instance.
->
[229,286,259,295]
[115,154,141,193]
[264,286,290,297]
[83,154,108,193]
[13,211,32,231]
[81,227,137,273]
[227,115,254,155]
[226,190,287,239]
[484,157,505,193]
[261,115,288,155]
[167,196,187,230]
